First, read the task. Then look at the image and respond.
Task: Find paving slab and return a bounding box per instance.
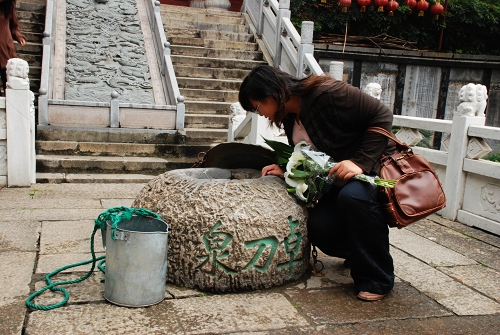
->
[26,293,309,334]
[406,218,500,271]
[165,284,203,299]
[101,198,136,209]
[427,214,500,249]
[0,300,26,335]
[39,220,104,254]
[0,221,40,251]
[437,264,500,302]
[252,315,500,335]
[1,198,101,210]
[392,247,500,315]
[36,252,105,274]
[0,251,36,305]
[284,282,451,325]
[0,183,146,200]
[389,227,477,266]
[0,208,106,222]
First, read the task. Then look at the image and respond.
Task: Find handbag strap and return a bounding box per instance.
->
[366,126,411,151]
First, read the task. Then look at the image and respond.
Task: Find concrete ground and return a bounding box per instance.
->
[1,182,500,335]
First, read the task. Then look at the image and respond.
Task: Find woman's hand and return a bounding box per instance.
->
[19,37,26,47]
[262,164,284,178]
[328,160,363,181]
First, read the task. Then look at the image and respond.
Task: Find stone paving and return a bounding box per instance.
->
[1,182,500,334]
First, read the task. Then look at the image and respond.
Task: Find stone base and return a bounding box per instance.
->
[132,168,310,292]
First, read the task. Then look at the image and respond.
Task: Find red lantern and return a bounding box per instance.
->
[405,0,417,14]
[386,0,399,16]
[339,0,352,12]
[357,0,371,12]
[430,1,444,20]
[374,0,388,12]
[415,0,429,16]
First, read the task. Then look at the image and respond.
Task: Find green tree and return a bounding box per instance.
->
[290,0,500,55]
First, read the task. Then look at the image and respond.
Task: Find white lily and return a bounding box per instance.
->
[295,182,309,202]
[286,147,305,176]
[284,171,301,188]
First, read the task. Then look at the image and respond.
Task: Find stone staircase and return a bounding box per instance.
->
[15,0,45,97]
[35,4,266,183]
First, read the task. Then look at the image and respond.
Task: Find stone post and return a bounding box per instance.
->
[5,58,35,187]
[0,98,6,186]
[274,0,290,68]
[297,21,314,78]
[441,83,488,220]
[110,91,120,128]
[329,61,344,81]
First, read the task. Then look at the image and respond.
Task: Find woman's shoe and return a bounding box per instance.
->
[357,291,386,301]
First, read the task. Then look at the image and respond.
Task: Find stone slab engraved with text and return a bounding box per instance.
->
[403,65,441,119]
[65,0,155,104]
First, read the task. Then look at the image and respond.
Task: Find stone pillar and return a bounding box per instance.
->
[189,0,205,8]
[5,58,35,187]
[205,0,231,10]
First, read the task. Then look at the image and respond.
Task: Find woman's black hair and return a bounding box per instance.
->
[0,0,16,18]
[238,65,331,128]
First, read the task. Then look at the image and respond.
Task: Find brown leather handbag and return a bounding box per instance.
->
[367,127,446,228]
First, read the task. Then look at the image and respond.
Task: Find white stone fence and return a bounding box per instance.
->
[243,0,323,77]
[0,59,36,187]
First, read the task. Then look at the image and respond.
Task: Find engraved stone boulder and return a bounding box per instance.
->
[132,168,310,292]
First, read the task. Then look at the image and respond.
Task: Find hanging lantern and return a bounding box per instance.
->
[339,0,352,12]
[415,0,429,16]
[357,0,371,12]
[321,0,327,3]
[386,0,399,16]
[404,0,417,14]
[430,1,444,20]
[374,0,388,12]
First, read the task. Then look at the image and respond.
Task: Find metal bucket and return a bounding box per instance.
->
[103,216,169,307]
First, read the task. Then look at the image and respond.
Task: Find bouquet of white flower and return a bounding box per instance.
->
[264,138,396,207]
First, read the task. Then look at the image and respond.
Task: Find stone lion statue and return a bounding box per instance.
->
[456,83,488,117]
[6,58,30,90]
[364,82,382,100]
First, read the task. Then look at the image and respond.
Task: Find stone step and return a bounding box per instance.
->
[171,45,262,61]
[37,125,228,144]
[171,55,263,70]
[19,31,44,44]
[18,20,44,35]
[36,141,214,158]
[165,27,255,43]
[168,36,259,51]
[17,1,46,13]
[178,77,242,91]
[161,4,244,21]
[16,9,45,22]
[37,126,182,144]
[185,114,230,129]
[181,87,239,102]
[36,154,195,175]
[36,172,158,184]
[184,128,228,143]
[174,64,257,80]
[163,17,250,34]
[185,100,233,114]
[15,41,42,55]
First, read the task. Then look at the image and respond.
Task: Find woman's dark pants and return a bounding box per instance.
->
[307,179,394,295]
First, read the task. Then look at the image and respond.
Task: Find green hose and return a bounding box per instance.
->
[25,206,162,311]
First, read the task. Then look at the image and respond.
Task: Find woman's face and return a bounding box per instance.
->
[249,97,279,122]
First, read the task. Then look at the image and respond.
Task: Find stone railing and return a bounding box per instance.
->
[37,0,185,132]
[0,59,36,187]
[242,0,322,77]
